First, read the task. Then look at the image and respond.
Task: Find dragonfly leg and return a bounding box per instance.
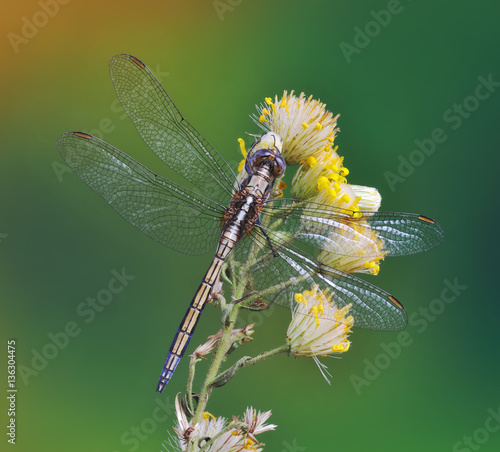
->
[257,224,278,257]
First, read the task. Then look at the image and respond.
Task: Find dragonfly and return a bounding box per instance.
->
[57,54,444,393]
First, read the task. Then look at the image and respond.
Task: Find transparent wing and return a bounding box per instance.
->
[228,226,408,332]
[260,198,444,258]
[109,54,237,204]
[57,132,225,255]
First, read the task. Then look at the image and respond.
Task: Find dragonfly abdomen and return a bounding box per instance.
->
[156,237,236,392]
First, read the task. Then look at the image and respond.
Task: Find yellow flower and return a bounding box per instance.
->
[290,144,346,199]
[286,286,353,360]
[253,91,339,165]
[283,131,386,274]
[246,91,387,275]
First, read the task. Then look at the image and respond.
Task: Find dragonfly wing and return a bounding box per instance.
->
[261,199,444,258]
[109,54,236,204]
[57,132,225,255]
[229,228,407,332]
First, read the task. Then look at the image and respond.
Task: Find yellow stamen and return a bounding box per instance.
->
[262,107,269,116]
[314,123,323,130]
[237,138,247,158]
[306,156,317,167]
[332,342,350,353]
[259,115,267,123]
[203,411,216,422]
[244,439,255,450]
[370,265,380,275]
[302,122,309,129]
[238,159,245,173]
[317,176,330,190]
[341,194,351,204]
[311,305,321,327]
[328,188,337,199]
[265,97,273,105]
[294,293,306,305]
[340,167,349,176]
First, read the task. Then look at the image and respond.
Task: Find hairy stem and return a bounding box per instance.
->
[188,302,242,446]
[213,345,289,386]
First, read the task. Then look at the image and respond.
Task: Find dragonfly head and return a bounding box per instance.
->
[245,132,286,178]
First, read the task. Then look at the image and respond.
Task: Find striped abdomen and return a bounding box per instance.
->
[156,229,237,392]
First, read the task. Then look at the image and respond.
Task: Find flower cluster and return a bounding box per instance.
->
[172,397,276,452]
[253,91,340,165]
[253,90,387,276]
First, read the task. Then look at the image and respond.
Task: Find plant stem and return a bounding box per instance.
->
[188,302,242,447]
[213,344,289,385]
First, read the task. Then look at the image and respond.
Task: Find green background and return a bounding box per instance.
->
[2,0,499,451]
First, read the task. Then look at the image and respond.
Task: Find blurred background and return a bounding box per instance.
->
[1,0,499,451]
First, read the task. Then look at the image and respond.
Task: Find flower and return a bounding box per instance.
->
[252,91,339,165]
[173,396,198,445]
[286,286,353,361]
[237,407,277,444]
[290,144,346,199]
[230,323,255,345]
[309,177,387,275]
[191,330,223,359]
[172,396,275,451]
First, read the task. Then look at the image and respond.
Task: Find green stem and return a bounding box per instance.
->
[186,355,197,416]
[239,273,310,307]
[213,344,289,386]
[189,302,242,432]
